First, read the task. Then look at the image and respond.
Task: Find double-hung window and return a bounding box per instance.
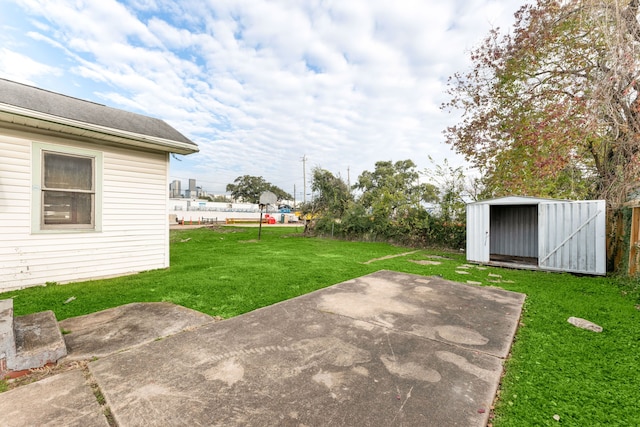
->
[42,151,94,228]
[32,143,102,232]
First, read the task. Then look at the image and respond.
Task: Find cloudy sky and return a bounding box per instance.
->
[0,0,521,199]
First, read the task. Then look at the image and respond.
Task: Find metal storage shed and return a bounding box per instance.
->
[466,196,606,275]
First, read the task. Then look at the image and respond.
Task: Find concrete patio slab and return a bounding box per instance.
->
[0,271,525,427]
[315,271,524,358]
[88,271,525,426]
[0,369,108,427]
[59,302,215,360]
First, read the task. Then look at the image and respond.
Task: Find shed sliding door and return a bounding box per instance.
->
[538,201,606,275]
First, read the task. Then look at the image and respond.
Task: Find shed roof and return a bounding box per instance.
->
[468,196,569,206]
[0,78,198,155]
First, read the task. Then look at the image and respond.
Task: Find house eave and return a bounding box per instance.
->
[0,103,199,155]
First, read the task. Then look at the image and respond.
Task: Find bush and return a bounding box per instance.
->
[307,205,466,249]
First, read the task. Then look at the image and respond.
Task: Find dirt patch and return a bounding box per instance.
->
[424,255,452,260]
[409,260,442,266]
[362,251,420,265]
[3,359,87,392]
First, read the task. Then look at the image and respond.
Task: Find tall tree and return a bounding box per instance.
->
[443,0,640,207]
[309,168,353,217]
[225,175,292,203]
[354,160,437,219]
[423,157,468,222]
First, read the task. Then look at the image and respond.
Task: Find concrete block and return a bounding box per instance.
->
[11,310,67,371]
[568,316,603,332]
[0,299,16,377]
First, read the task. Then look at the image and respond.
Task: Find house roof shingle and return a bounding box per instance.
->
[0,78,198,154]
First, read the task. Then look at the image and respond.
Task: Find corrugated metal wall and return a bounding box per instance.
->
[466,197,606,275]
[539,200,606,275]
[466,203,490,263]
[490,205,538,258]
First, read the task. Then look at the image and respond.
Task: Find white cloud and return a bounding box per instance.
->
[1,0,521,194]
[0,48,62,84]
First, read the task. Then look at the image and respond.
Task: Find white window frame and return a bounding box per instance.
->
[31,142,103,233]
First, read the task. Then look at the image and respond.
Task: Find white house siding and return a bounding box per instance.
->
[0,128,170,292]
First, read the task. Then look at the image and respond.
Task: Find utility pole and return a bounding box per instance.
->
[293,184,296,207]
[301,155,307,204]
[347,166,351,191]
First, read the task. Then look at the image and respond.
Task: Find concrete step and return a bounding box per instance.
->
[1,299,68,376]
[0,299,16,375]
[12,310,67,372]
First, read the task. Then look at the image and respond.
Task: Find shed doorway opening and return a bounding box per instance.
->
[489,204,538,266]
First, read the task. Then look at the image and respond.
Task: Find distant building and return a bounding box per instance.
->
[184,178,196,198]
[170,180,182,198]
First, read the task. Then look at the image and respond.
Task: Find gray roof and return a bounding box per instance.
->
[0,78,198,153]
[468,196,571,205]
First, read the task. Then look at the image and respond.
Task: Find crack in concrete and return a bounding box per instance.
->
[81,362,117,427]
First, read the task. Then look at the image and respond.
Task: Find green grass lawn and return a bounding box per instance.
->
[2,226,639,426]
